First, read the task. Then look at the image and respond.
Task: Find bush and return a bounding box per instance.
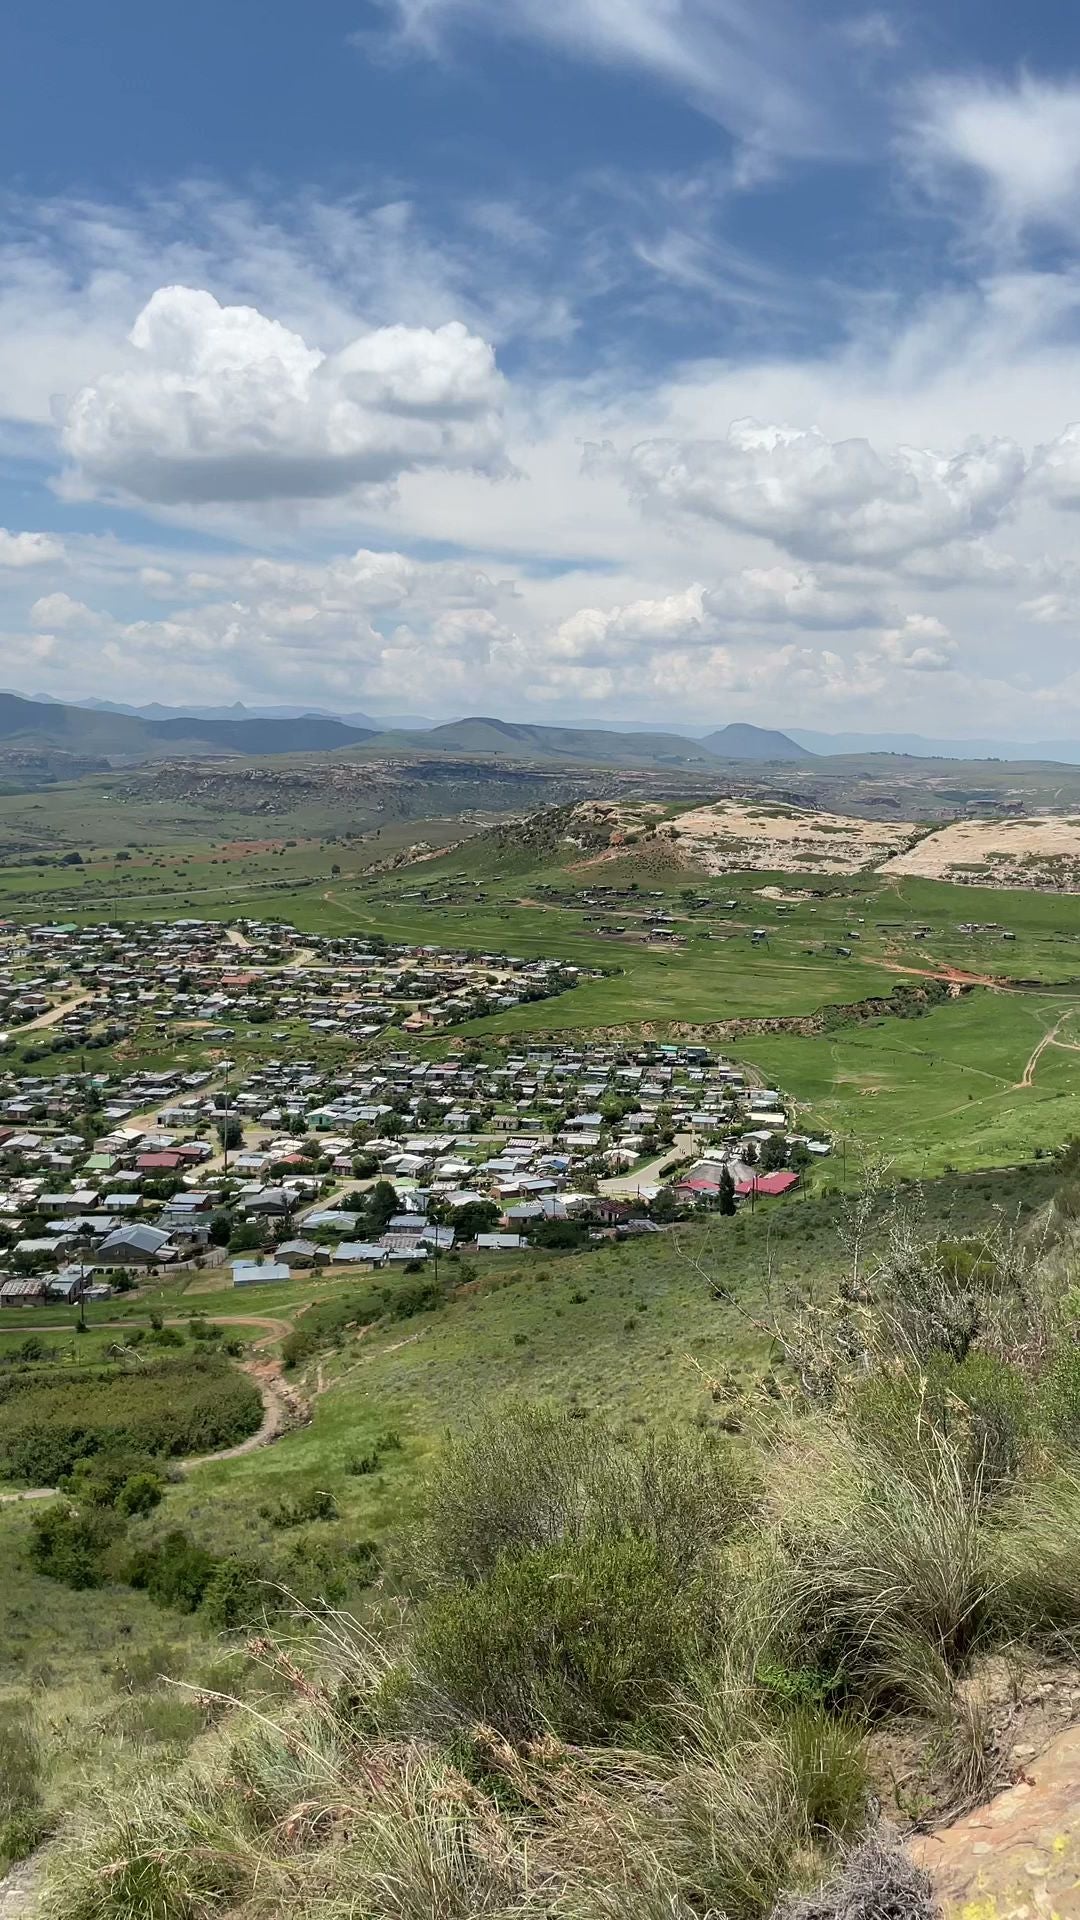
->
[848,1352,1031,1504]
[768,1417,992,1698]
[29,1501,121,1589]
[127,1530,219,1613]
[413,1403,752,1593]
[778,1823,937,1920]
[990,1465,1080,1633]
[266,1486,338,1528]
[412,1534,698,1742]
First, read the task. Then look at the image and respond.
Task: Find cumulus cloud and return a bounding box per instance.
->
[60,286,507,506]
[875,613,957,672]
[549,587,707,664]
[1029,422,1080,510]
[704,564,887,628]
[0,529,64,568]
[909,75,1080,242]
[29,593,97,630]
[619,420,1027,565]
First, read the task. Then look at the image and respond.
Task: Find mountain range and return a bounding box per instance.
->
[22,691,1080,766]
[0,694,810,771]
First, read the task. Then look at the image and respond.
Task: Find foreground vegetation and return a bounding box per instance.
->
[2,1150,1078,1916]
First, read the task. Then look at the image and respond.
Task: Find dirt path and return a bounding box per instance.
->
[865,956,1007,990]
[1018,1016,1068,1089]
[0,1854,43,1919]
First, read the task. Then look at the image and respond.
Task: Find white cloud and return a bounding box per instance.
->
[874,612,957,672]
[376,0,854,162]
[0,529,64,568]
[1030,422,1080,510]
[60,286,507,506]
[28,592,96,630]
[549,586,706,664]
[705,564,888,628]
[909,75,1080,242]
[619,420,1027,565]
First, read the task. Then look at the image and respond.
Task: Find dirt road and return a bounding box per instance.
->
[15,989,93,1032]
[600,1131,694,1197]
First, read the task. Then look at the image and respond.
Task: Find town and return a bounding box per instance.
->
[0,916,826,1306]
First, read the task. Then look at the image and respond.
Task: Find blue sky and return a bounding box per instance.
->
[6,3,1080,733]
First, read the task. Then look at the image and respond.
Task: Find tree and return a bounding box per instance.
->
[649,1186,679,1224]
[208,1209,233,1247]
[367,1180,400,1234]
[216,1116,244,1151]
[759,1132,790,1173]
[718,1166,737,1216]
[449,1200,501,1241]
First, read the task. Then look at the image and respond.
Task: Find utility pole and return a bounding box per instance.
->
[222,1058,232,1174]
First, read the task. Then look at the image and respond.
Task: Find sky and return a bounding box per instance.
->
[7,6,1080,735]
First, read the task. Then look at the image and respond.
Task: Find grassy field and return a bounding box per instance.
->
[0,1160,1060,1874]
[145,1164,1059,1560]
[738,989,1080,1175]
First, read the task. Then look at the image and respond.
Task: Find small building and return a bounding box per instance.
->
[0,1278,47,1307]
[232,1260,291,1286]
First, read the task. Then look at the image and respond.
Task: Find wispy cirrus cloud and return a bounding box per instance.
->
[372,0,873,163]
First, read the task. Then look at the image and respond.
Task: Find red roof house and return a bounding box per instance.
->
[735,1172,799,1198]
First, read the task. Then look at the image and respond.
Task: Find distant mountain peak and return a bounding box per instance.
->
[702,724,813,763]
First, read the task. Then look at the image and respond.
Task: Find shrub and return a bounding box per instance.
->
[768,1417,992,1697]
[127,1530,219,1613]
[848,1353,1031,1504]
[267,1486,338,1527]
[990,1465,1080,1633]
[411,1535,698,1742]
[29,1501,120,1589]
[0,1354,262,1484]
[117,1471,165,1517]
[777,1823,938,1920]
[413,1403,752,1593]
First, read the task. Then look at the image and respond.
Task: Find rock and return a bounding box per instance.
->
[910,1723,1080,1918]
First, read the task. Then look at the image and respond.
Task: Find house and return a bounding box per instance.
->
[735,1171,800,1199]
[476,1233,526,1251]
[243,1187,293,1217]
[96,1224,175,1266]
[0,1278,47,1307]
[332,1241,388,1265]
[275,1239,318,1267]
[232,1260,291,1286]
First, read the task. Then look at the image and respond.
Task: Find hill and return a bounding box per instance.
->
[0,690,376,762]
[145,715,375,753]
[388,717,731,768]
[700,723,813,761]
